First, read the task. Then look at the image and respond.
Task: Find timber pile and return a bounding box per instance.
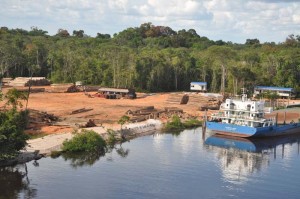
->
[2,78,13,85]
[126,106,189,122]
[166,93,189,104]
[49,84,79,93]
[16,88,45,93]
[27,109,58,128]
[71,108,93,115]
[79,119,97,128]
[8,77,50,87]
[187,93,222,110]
[166,92,222,110]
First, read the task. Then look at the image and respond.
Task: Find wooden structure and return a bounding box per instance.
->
[126,106,187,123]
[49,84,79,93]
[253,86,296,99]
[8,77,51,87]
[96,87,136,99]
[1,78,13,86]
[166,92,222,110]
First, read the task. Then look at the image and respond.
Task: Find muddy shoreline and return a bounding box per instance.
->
[0,119,163,167]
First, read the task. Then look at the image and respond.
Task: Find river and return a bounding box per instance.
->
[2,128,300,199]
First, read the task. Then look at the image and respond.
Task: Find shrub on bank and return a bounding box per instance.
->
[106,129,118,146]
[183,119,202,128]
[62,130,106,152]
[164,115,184,131]
[164,115,202,132]
[0,109,29,161]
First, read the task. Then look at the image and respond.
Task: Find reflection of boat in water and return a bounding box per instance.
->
[204,133,300,184]
[205,133,300,153]
[206,90,300,137]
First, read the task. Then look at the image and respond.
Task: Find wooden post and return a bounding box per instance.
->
[202,109,207,140]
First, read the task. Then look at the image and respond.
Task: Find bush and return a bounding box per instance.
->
[62,130,106,152]
[0,109,29,161]
[106,129,117,146]
[163,115,203,132]
[164,115,184,131]
[183,119,202,128]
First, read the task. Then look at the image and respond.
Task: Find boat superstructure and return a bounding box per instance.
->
[206,92,300,137]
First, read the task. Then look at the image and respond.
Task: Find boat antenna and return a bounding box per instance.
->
[241,88,247,101]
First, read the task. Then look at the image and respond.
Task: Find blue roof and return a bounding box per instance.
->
[254,86,294,92]
[191,82,207,85]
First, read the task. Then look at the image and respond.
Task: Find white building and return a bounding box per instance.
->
[190,82,207,92]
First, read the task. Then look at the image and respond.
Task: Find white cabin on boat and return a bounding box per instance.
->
[215,94,275,128]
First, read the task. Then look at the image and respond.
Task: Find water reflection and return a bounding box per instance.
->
[57,144,130,168]
[204,134,300,184]
[0,164,37,199]
[60,150,105,168]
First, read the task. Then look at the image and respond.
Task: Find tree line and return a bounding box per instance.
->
[0,23,300,95]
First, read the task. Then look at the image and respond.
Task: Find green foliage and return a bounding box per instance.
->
[50,150,62,159]
[106,129,118,146]
[0,109,29,161]
[5,88,28,110]
[118,115,130,126]
[163,115,184,131]
[0,25,300,94]
[62,129,106,152]
[61,150,104,168]
[183,119,202,128]
[164,116,203,133]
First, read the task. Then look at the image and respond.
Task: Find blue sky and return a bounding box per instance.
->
[1,0,300,43]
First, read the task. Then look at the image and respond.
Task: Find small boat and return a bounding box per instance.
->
[206,91,300,137]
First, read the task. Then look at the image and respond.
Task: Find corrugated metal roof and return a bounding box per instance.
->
[98,87,130,93]
[191,82,207,85]
[254,86,294,92]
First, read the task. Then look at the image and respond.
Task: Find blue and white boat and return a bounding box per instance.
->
[206,92,300,137]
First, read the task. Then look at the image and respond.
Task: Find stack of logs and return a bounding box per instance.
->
[27,109,58,129]
[166,93,189,104]
[8,77,51,87]
[166,92,222,110]
[49,84,79,93]
[126,106,188,123]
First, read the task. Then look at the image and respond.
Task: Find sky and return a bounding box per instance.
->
[1,0,300,44]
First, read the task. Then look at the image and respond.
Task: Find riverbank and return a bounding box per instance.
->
[0,119,164,167]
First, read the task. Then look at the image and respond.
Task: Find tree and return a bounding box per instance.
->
[28,26,48,36]
[5,88,28,110]
[0,89,29,161]
[73,30,84,38]
[118,115,130,139]
[245,38,260,45]
[56,29,70,37]
[96,33,111,39]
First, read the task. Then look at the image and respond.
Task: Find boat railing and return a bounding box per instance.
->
[211,113,275,123]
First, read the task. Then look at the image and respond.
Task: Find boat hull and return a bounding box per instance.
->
[205,133,300,152]
[206,121,300,137]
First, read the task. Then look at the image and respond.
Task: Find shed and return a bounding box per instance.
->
[253,86,296,99]
[97,87,136,99]
[190,82,207,92]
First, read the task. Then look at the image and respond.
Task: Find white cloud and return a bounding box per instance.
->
[0,0,299,43]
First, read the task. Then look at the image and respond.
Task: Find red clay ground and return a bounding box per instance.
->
[1,86,299,135]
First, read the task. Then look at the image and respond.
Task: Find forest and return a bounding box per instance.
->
[0,23,300,95]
